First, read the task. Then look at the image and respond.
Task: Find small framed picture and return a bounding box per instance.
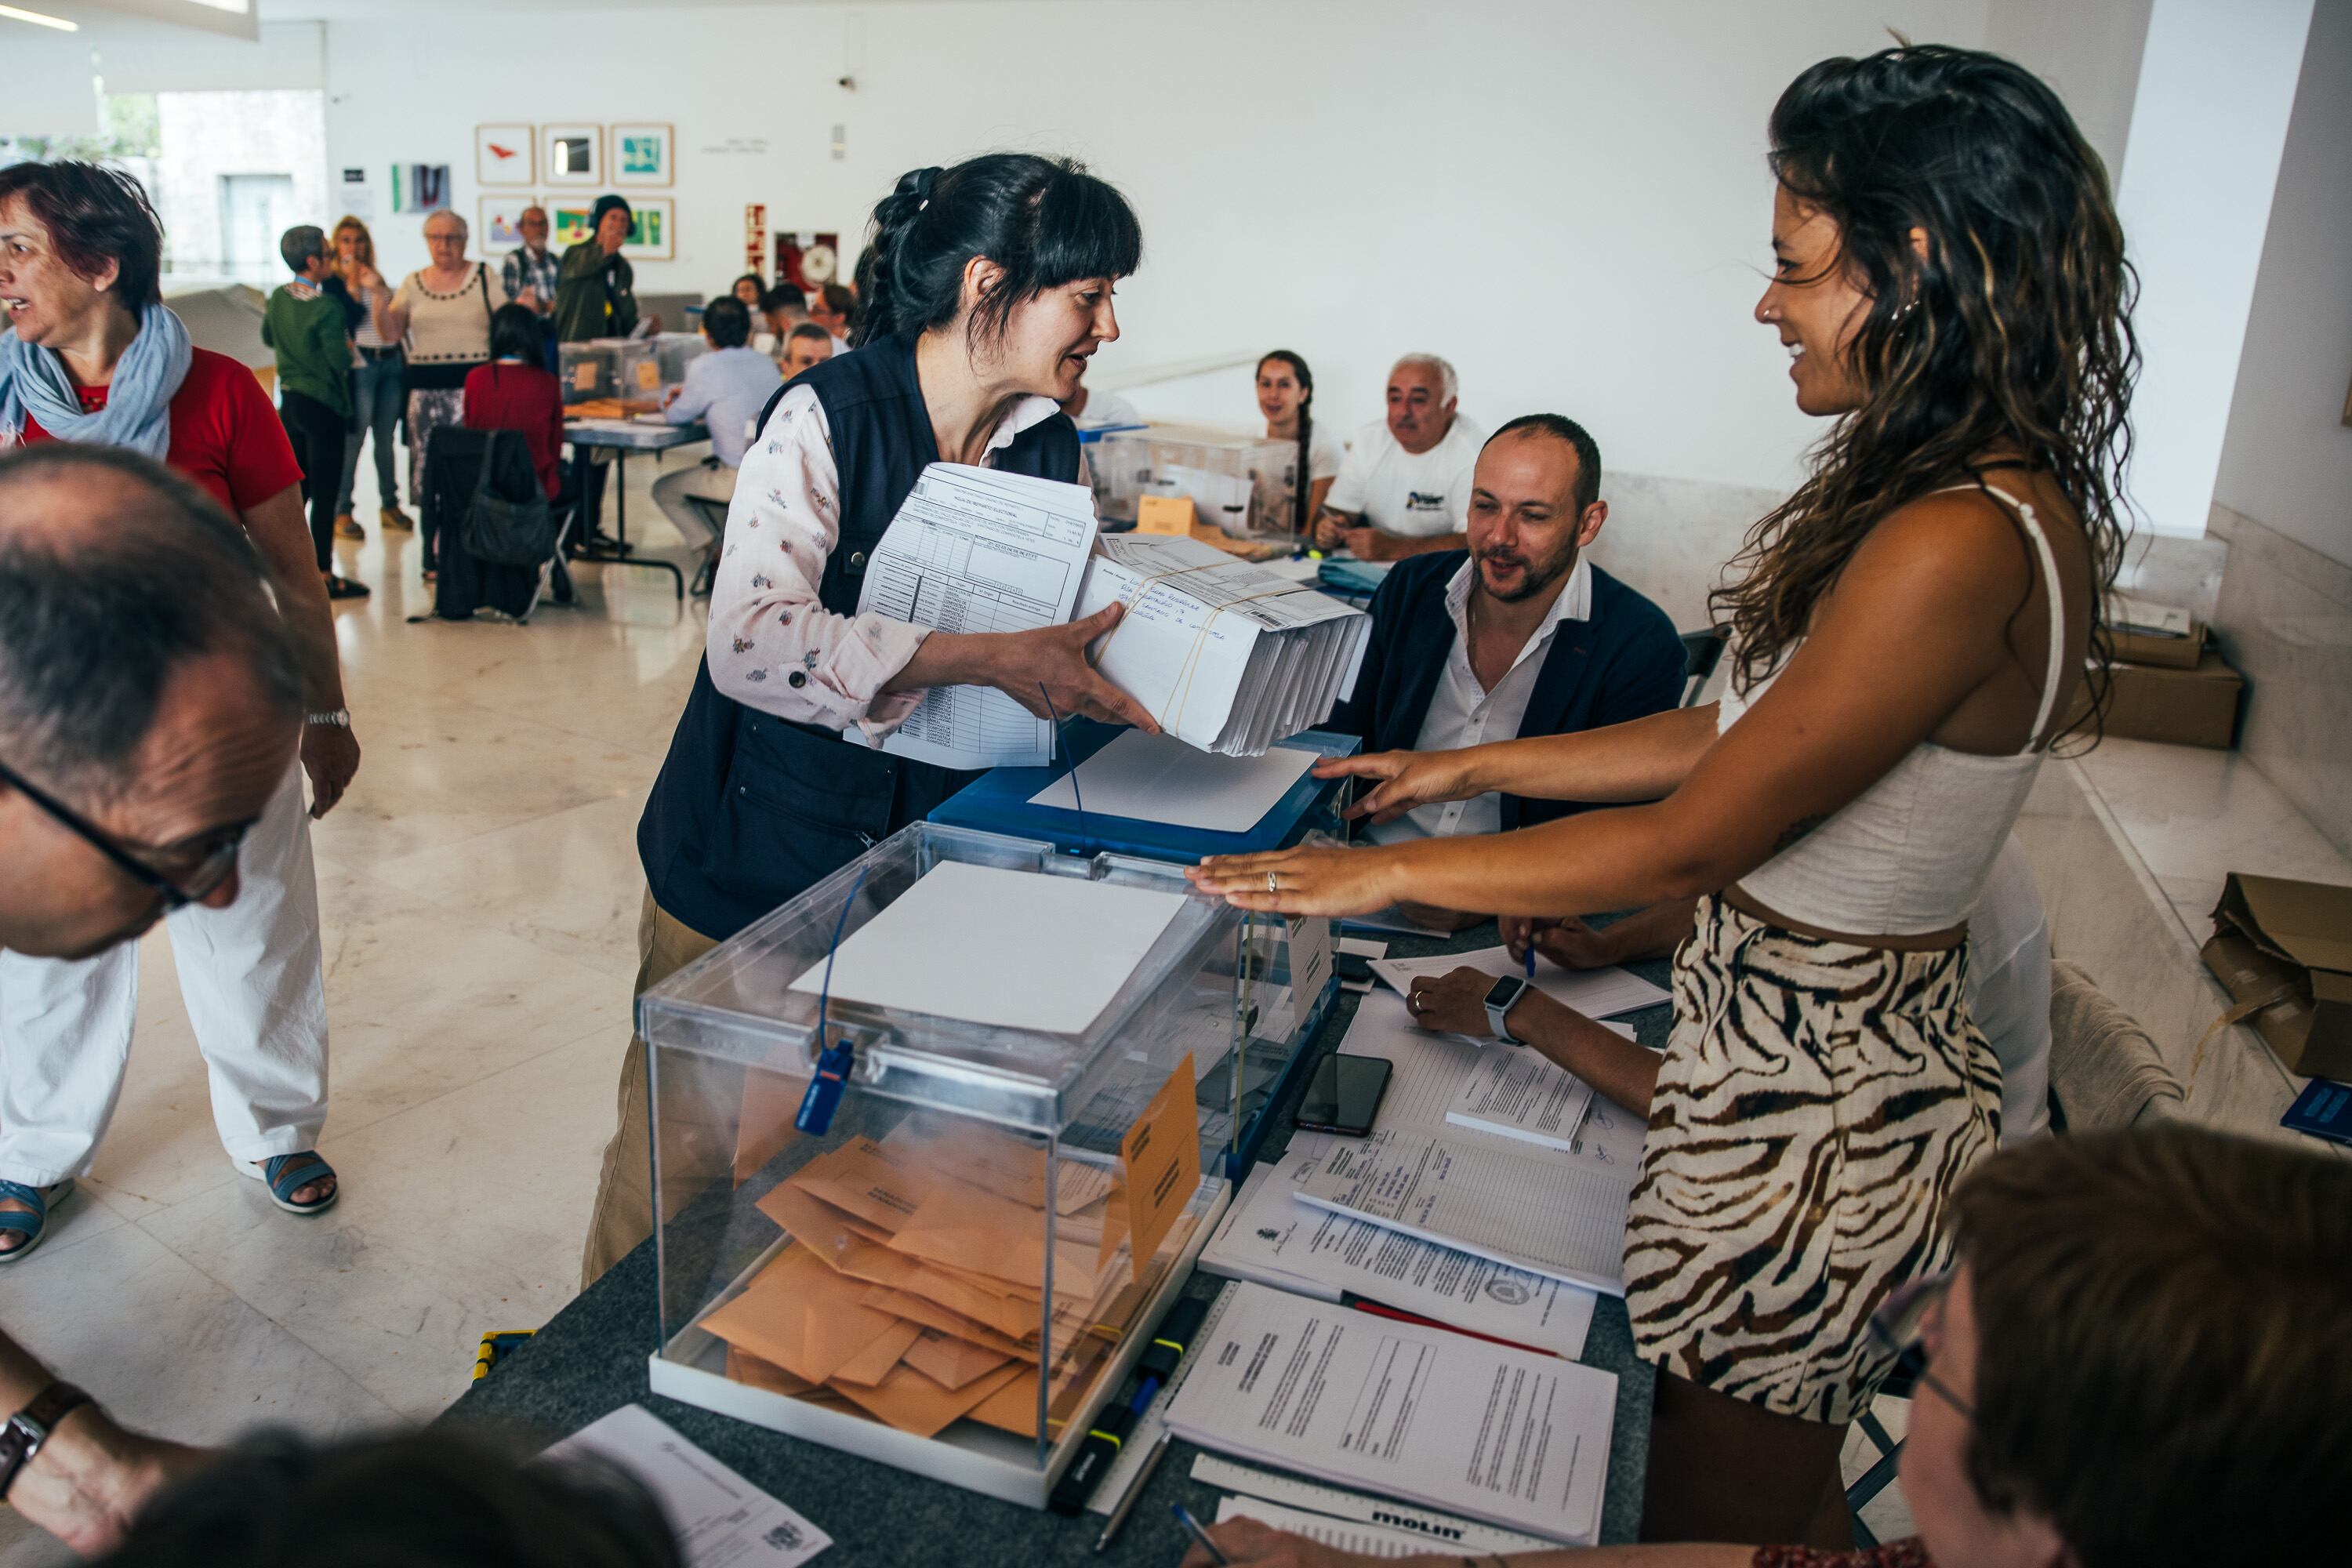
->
[612,122,673,188]
[475,123,533,187]
[544,194,597,250]
[542,124,603,187]
[622,196,674,261]
[478,194,535,252]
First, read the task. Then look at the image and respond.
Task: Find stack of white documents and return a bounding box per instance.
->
[1163,1281,1617,1544]
[1074,534,1370,755]
[858,463,1101,770]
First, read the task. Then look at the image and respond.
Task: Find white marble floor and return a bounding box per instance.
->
[0,444,1920,1559]
[0,447,709,1565]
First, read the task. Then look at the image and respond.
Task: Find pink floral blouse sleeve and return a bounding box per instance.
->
[703,384,929,739]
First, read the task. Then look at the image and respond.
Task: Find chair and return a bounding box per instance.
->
[682,493,730,598]
[421,428,578,625]
[1679,626,1729,707]
[1846,960,2184,1542]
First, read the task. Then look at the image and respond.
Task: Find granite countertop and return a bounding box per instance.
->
[445,921,1672,1559]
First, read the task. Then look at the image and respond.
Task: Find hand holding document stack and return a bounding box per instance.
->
[858,463,1102,770]
[1074,534,1370,756]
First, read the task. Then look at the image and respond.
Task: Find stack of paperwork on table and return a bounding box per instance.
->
[858,464,1102,771]
[1073,534,1370,756]
[1163,1280,1617,1544]
[1202,949,1664,1341]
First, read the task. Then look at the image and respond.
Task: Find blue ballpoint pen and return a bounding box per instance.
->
[1171,1503,1230,1564]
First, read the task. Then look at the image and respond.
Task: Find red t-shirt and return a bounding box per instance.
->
[20,347,303,516]
[463,361,566,500]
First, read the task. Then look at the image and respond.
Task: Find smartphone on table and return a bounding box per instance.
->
[1295,1052,1393,1136]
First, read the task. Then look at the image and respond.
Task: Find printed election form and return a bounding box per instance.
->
[1073,534,1369,755]
[1162,1281,1615,1544]
[1025,728,1319,833]
[544,1404,831,1567]
[857,463,1101,769]
[1293,1127,1634,1296]
[1201,1139,1597,1357]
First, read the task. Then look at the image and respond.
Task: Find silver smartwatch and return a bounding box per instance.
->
[1483,975,1533,1045]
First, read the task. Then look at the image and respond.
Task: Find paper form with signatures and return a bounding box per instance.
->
[857,463,1099,769]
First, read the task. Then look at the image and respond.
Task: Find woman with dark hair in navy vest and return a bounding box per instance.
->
[581,154,1157,1282]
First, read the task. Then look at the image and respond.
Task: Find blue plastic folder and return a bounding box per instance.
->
[927,720,1359,864]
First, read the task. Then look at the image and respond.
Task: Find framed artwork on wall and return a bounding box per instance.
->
[478,193,535,252]
[390,164,451,213]
[622,197,674,260]
[542,124,603,186]
[545,194,596,250]
[612,122,673,187]
[474,124,534,187]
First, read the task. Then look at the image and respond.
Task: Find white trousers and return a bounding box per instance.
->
[0,764,330,1188]
[649,460,738,552]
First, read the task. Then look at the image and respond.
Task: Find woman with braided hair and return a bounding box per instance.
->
[583,153,1159,1282]
[1255,349,1341,535]
[1189,43,2136,1544]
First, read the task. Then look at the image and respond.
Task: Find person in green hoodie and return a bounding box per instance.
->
[260,225,365,599]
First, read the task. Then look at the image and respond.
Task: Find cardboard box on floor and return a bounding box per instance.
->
[2201,873,2352,1079]
[2111,622,2208,670]
[2066,648,2244,748]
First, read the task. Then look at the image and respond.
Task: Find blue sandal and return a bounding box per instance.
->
[0,1178,71,1263]
[256,1152,339,1215]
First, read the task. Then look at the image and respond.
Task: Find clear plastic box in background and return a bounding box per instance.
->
[639,824,1237,1506]
[557,342,614,406]
[1087,423,1302,537]
[652,332,708,389]
[600,339,662,407]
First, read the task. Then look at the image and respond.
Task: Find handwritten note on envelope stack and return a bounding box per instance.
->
[701,1081,1203,1443]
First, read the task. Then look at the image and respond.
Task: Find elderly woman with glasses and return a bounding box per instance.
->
[354,208,511,573]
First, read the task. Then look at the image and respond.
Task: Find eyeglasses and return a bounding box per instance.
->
[1868,1270,1976,1421]
[0,757,248,911]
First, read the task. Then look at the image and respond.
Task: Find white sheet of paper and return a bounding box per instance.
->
[1200,1136,1597,1358]
[1025,728,1317,833]
[1163,1281,1615,1544]
[1370,945,1670,1024]
[857,463,1100,770]
[543,1404,830,1568]
[1216,1496,1428,1557]
[1442,1029,1627,1152]
[1293,1127,1636,1296]
[1334,991,1644,1178]
[786,861,1185,1034]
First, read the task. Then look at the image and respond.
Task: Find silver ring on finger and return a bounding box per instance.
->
[1266,870,1279,894]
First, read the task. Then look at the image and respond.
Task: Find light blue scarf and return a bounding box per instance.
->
[0,303,193,460]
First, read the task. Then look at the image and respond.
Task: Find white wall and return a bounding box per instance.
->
[2212,0,2352,569]
[318,0,2024,498]
[2113,0,2312,537]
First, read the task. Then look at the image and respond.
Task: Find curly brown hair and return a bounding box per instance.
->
[1712,43,2137,741]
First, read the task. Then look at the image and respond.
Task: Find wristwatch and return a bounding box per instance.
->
[306,709,352,728]
[0,1382,93,1502]
[1483,975,1534,1045]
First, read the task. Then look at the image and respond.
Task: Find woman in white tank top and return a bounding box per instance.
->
[1191,44,2135,1547]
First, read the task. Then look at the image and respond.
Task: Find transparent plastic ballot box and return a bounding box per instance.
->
[637,823,1237,1508]
[557,342,614,406]
[1086,423,1300,536]
[928,722,1357,1173]
[593,336,662,408]
[652,331,708,390]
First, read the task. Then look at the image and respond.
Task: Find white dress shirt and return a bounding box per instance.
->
[1365,555,1592,844]
[704,383,1064,742]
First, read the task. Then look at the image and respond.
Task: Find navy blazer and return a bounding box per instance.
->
[1325,554,1686,829]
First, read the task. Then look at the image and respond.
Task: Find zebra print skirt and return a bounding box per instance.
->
[1623,893,2001,1425]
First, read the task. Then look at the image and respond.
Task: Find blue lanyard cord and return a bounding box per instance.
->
[1039,683,1087,857]
[798,863,871,1135]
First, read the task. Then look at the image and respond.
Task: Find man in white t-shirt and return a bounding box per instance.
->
[1316,353,1486,561]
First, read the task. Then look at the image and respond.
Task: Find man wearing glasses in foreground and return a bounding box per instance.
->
[1185,1123,2348,1568]
[0,445,309,1549]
